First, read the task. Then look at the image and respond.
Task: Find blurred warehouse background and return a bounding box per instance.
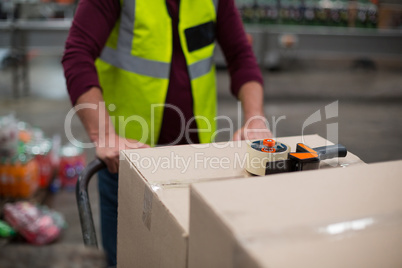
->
[0,0,401,265]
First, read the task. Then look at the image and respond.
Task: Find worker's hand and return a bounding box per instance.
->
[95,133,150,174]
[232,116,272,141]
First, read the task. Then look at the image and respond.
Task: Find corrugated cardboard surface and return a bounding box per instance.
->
[189,160,402,268]
[117,135,363,267]
[118,154,188,267]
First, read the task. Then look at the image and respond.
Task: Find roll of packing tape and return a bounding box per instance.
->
[246,139,291,176]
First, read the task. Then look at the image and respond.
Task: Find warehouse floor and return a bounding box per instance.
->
[0,55,401,261]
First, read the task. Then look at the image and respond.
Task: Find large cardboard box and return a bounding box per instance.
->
[117,135,364,267]
[189,160,402,268]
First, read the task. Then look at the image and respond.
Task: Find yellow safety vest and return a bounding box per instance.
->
[95,0,218,146]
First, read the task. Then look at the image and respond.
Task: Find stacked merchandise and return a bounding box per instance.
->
[236,0,258,24]
[351,0,378,28]
[237,0,281,24]
[0,114,86,199]
[304,0,352,27]
[278,0,304,25]
[56,144,86,191]
[310,0,348,26]
[2,201,66,245]
[235,0,381,29]
[0,115,41,199]
[0,115,71,245]
[259,0,280,24]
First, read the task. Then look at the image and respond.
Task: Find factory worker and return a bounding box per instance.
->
[62,0,271,265]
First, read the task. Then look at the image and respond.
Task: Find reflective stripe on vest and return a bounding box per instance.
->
[95,0,218,146]
[100,47,214,80]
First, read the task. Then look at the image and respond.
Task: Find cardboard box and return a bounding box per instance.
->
[189,160,402,268]
[117,135,364,267]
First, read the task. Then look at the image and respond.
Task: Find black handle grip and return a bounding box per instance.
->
[313,144,347,160]
[76,158,106,248]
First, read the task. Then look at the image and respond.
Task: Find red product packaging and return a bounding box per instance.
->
[26,139,54,189]
[3,202,64,245]
[58,144,86,190]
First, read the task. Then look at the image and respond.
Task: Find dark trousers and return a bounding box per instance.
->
[98,169,118,267]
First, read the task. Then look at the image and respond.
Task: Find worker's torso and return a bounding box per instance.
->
[95,0,218,146]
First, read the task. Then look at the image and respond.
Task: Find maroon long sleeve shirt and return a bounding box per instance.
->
[62,0,263,145]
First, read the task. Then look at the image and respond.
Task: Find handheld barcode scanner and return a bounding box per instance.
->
[246,139,348,176]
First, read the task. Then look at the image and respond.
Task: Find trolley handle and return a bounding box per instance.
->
[76,158,106,248]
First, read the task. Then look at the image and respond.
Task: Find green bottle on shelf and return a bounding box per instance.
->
[303,0,318,26]
[355,0,374,28]
[289,0,304,25]
[254,0,265,24]
[366,0,378,28]
[279,0,290,25]
[236,0,255,24]
[328,0,341,27]
[316,0,331,26]
[258,0,279,25]
[338,0,349,27]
